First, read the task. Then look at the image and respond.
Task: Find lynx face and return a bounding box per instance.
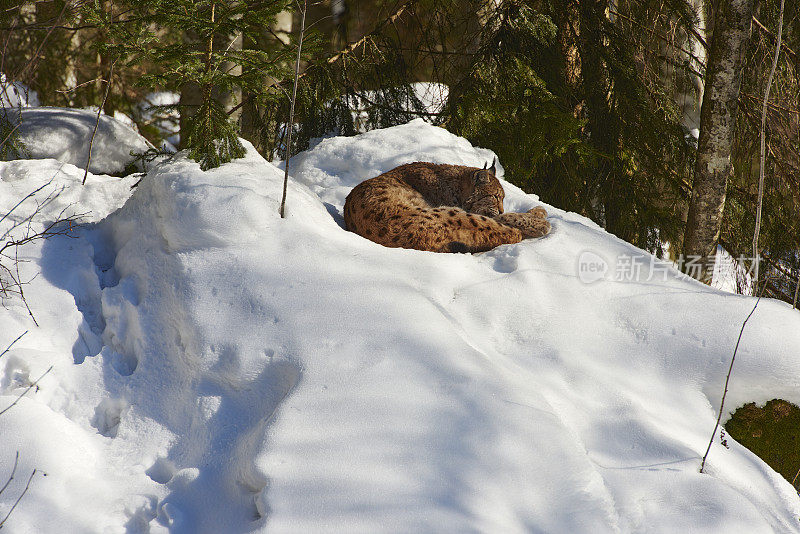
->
[463,169,505,217]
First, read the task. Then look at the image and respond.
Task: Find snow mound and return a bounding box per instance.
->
[0,159,139,225]
[9,107,155,175]
[291,117,506,211]
[1,118,800,533]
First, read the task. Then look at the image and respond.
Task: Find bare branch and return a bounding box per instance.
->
[700,279,768,473]
[752,0,785,283]
[0,366,53,418]
[83,60,117,185]
[0,332,26,361]
[1,167,82,325]
[0,467,41,529]
[326,0,416,66]
[751,15,797,62]
[0,452,18,498]
[280,0,308,219]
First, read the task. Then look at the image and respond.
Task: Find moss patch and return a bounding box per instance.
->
[725,399,800,488]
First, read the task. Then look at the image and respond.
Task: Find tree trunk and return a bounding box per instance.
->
[682,0,755,283]
[217,32,242,125]
[179,82,201,150]
[331,0,348,50]
[663,0,706,133]
[240,10,292,154]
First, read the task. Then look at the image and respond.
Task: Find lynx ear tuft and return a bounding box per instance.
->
[483,162,487,170]
[489,157,496,174]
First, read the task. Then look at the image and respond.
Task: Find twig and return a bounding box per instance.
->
[82,60,116,185]
[280,0,307,219]
[792,464,800,490]
[55,77,104,94]
[0,468,40,529]
[15,0,71,83]
[0,366,53,418]
[608,8,707,64]
[740,92,800,117]
[14,246,38,328]
[326,0,416,65]
[752,0,784,284]
[0,332,26,360]
[0,165,79,324]
[793,272,799,309]
[751,15,797,62]
[0,176,58,229]
[0,453,18,498]
[700,280,768,473]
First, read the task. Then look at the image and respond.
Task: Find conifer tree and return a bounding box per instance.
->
[98,0,297,170]
[443,0,696,252]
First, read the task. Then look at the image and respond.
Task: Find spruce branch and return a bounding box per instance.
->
[0,122,21,153]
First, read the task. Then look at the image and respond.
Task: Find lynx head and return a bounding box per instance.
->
[463,158,505,217]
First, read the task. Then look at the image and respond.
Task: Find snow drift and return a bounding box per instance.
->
[9,107,155,175]
[1,118,800,533]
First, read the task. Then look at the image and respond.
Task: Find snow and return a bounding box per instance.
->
[1,116,800,533]
[712,245,753,294]
[8,107,156,175]
[1,76,39,108]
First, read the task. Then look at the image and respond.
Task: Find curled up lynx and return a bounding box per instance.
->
[343,160,550,253]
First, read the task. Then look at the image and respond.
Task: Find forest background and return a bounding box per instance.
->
[1,0,798,303]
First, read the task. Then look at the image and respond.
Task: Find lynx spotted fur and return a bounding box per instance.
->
[343,161,550,253]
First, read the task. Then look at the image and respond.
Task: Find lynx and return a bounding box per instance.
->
[343,160,550,253]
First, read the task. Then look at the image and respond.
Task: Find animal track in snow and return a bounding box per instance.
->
[123,495,159,533]
[146,457,177,484]
[489,246,521,273]
[39,228,111,364]
[91,397,128,437]
[0,355,31,394]
[152,353,302,530]
[108,349,138,376]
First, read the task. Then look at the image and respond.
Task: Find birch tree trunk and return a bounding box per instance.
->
[666,0,706,133]
[682,0,756,283]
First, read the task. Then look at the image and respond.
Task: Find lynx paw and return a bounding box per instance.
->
[527,206,548,219]
[496,210,550,238]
